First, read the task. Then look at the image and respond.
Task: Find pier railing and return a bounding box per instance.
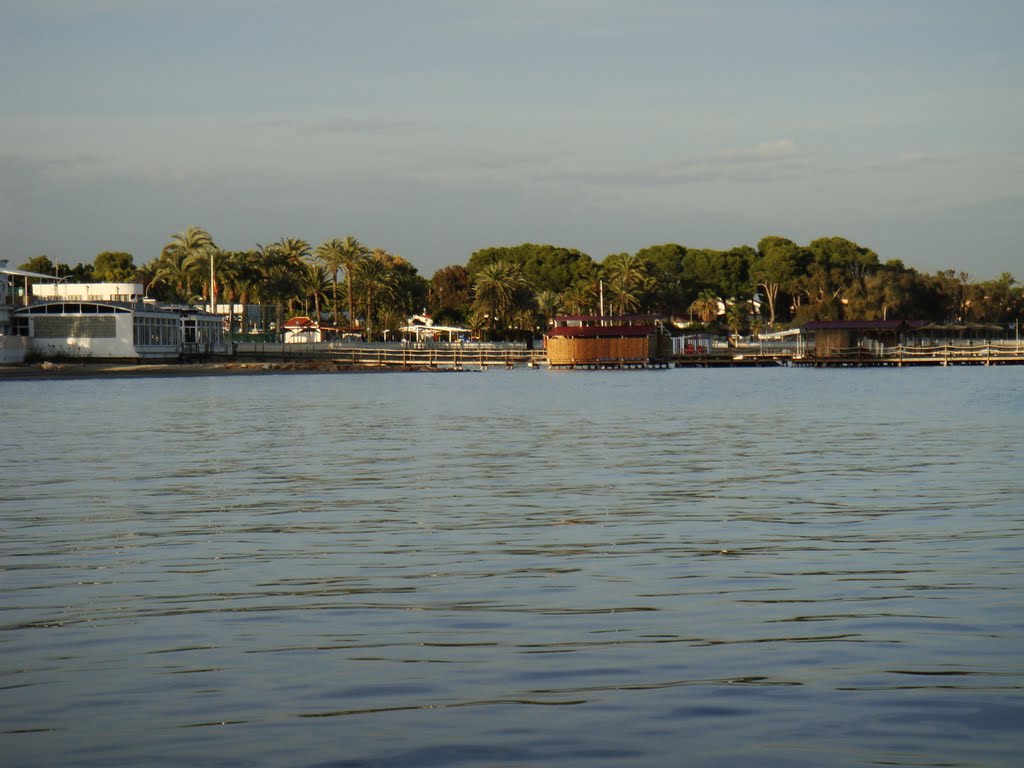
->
[806,342,1024,367]
[221,340,1024,369]
[229,341,546,369]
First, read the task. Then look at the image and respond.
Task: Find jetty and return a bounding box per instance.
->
[224,340,1024,370]
[228,341,546,370]
[791,343,1024,367]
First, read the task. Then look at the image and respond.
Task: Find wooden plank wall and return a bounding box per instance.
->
[547,336,654,365]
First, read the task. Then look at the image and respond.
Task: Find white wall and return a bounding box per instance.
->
[0,336,29,364]
[33,283,144,302]
[29,313,139,359]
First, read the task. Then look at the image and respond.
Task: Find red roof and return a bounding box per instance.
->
[546,324,657,338]
[553,314,660,323]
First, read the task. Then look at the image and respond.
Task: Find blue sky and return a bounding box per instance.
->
[2,0,1022,280]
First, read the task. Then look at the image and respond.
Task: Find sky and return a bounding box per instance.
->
[1,0,1022,280]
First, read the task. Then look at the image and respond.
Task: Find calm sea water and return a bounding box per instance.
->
[2,367,1022,767]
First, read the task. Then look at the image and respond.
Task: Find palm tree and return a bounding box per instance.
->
[690,289,721,325]
[377,252,427,333]
[253,242,300,338]
[273,237,312,319]
[562,279,597,315]
[161,226,216,307]
[135,260,161,299]
[153,253,192,303]
[606,273,642,315]
[602,253,650,315]
[184,247,224,309]
[338,235,369,328]
[354,251,393,341]
[214,251,243,335]
[275,237,311,267]
[471,260,528,339]
[725,301,747,346]
[298,262,332,323]
[535,289,562,329]
[226,250,262,335]
[315,238,347,327]
[749,315,764,339]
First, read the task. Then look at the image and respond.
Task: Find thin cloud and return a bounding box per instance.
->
[717,138,805,163]
[537,138,815,188]
[253,116,424,135]
[821,151,951,177]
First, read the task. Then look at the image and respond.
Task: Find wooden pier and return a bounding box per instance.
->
[220,341,1024,371]
[670,342,1024,368]
[791,343,1024,368]
[228,342,546,370]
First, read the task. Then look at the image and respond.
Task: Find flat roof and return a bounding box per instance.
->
[1,266,58,280]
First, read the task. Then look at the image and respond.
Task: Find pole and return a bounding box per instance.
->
[209,248,215,315]
[599,280,605,322]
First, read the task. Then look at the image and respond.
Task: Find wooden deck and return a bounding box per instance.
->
[792,344,1024,367]
[228,342,546,370]
[672,343,1024,368]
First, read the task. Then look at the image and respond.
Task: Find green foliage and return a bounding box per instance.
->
[154,226,216,302]
[752,236,806,325]
[33,227,1017,340]
[601,252,652,315]
[689,288,721,325]
[467,243,597,294]
[353,250,427,339]
[429,264,471,324]
[725,301,748,342]
[682,246,754,300]
[19,255,55,274]
[636,243,692,316]
[66,262,95,283]
[94,251,135,282]
[470,260,532,340]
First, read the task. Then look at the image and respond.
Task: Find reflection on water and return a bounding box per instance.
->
[2,368,1023,767]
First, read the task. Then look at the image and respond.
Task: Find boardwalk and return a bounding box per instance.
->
[792,343,1024,367]
[229,342,546,370]
[220,340,1024,370]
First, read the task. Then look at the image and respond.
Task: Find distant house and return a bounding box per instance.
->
[398,314,471,343]
[544,315,672,367]
[9,282,222,360]
[283,316,324,343]
[802,320,927,357]
[1,260,54,363]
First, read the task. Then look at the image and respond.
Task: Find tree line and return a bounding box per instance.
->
[19,230,1023,340]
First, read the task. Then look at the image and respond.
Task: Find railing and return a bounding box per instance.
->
[228,341,546,369]
[817,343,1024,365]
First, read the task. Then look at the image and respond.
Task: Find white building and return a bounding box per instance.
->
[9,282,223,360]
[399,314,472,343]
[1,260,53,363]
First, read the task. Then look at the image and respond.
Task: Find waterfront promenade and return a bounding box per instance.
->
[4,340,1023,378]
[227,340,1024,370]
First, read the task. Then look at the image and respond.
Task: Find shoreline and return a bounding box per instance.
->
[0,360,445,381]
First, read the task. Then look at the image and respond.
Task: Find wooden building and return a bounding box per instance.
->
[803,320,927,357]
[544,315,671,368]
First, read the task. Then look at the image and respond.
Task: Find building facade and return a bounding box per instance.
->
[8,282,223,360]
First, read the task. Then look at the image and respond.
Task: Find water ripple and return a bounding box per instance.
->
[2,368,1023,767]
